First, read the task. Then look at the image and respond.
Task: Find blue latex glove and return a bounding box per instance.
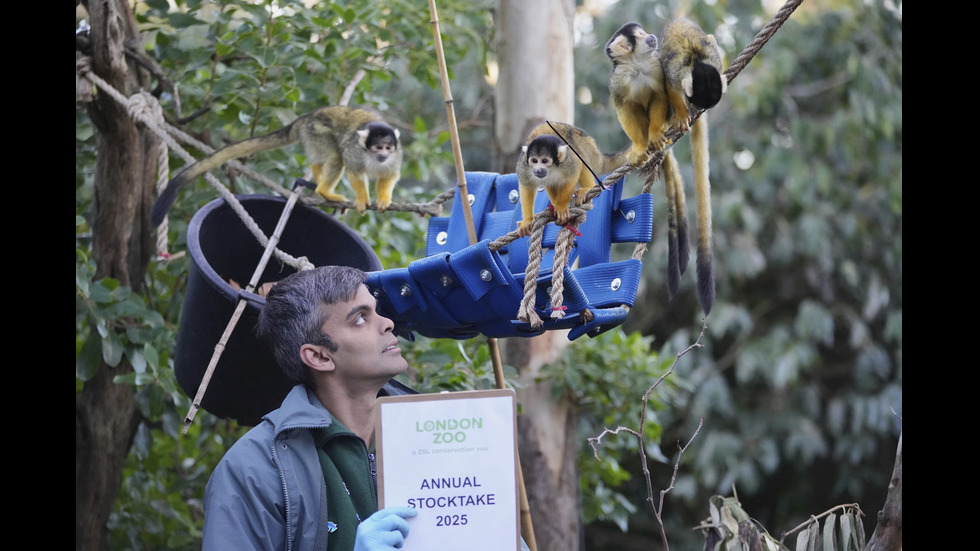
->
[353,506,418,551]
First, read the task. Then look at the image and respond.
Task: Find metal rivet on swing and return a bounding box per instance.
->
[440,275,453,287]
[625,210,636,223]
[468,193,476,206]
[400,284,413,297]
[436,231,448,245]
[508,189,519,204]
[610,278,621,291]
[480,269,492,282]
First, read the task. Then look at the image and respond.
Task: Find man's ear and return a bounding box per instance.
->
[299,343,336,373]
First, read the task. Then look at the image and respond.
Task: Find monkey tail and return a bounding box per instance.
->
[150,125,299,227]
[600,146,631,175]
[151,173,185,227]
[691,114,715,315]
[663,149,682,299]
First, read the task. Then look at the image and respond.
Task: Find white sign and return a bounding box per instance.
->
[375,389,520,551]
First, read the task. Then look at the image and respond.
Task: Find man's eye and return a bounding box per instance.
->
[354,313,367,326]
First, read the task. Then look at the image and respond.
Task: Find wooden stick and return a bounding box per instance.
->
[426,2,537,549]
[182,181,308,434]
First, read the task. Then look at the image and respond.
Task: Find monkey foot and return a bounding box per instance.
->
[317,191,349,204]
[627,148,649,166]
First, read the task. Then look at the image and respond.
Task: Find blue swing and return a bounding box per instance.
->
[365,171,653,341]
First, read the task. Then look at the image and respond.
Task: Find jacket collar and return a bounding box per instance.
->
[264,384,335,435]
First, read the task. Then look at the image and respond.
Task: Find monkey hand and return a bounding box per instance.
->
[375,198,392,213]
[354,198,370,214]
[552,205,573,227]
[516,219,534,238]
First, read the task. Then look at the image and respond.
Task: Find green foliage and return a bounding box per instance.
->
[543,329,677,531]
[400,335,518,394]
[576,0,902,546]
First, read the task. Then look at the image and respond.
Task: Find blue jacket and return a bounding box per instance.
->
[202,383,411,551]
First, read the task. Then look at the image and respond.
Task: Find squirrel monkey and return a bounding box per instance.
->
[151,105,402,226]
[659,17,727,314]
[660,17,727,132]
[606,22,691,302]
[606,18,726,314]
[605,22,671,166]
[515,122,626,237]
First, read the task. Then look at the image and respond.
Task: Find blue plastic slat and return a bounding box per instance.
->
[611,193,654,244]
[493,173,521,213]
[568,259,642,309]
[441,172,498,254]
[425,217,450,257]
[567,307,629,340]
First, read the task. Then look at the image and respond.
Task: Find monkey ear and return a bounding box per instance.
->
[607,35,631,57]
[393,128,400,141]
[357,128,370,148]
[521,145,529,158]
[556,145,568,163]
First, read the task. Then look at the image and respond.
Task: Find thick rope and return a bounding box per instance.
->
[516,217,547,328]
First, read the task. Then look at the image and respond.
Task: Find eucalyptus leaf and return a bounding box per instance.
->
[821,512,837,551]
[839,511,854,550]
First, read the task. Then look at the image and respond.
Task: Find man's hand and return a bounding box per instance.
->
[353,506,418,551]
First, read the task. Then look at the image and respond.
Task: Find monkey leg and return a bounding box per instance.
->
[665,86,692,132]
[647,99,671,151]
[347,173,372,214]
[616,106,652,165]
[547,181,578,226]
[313,163,349,203]
[374,172,400,212]
[517,187,537,237]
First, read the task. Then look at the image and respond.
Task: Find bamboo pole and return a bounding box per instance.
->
[426,3,536,549]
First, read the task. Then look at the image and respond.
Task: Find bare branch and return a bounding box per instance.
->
[587,319,708,550]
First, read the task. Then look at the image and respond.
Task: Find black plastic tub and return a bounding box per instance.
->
[174,194,382,426]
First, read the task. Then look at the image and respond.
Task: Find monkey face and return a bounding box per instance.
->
[370,139,398,163]
[359,124,400,164]
[523,138,566,180]
[529,156,552,179]
[606,22,657,63]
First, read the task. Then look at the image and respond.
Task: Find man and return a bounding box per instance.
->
[202,265,532,551]
[201,265,420,551]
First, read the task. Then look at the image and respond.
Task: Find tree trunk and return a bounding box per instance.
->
[494,1,579,550]
[864,431,902,551]
[76,1,157,549]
